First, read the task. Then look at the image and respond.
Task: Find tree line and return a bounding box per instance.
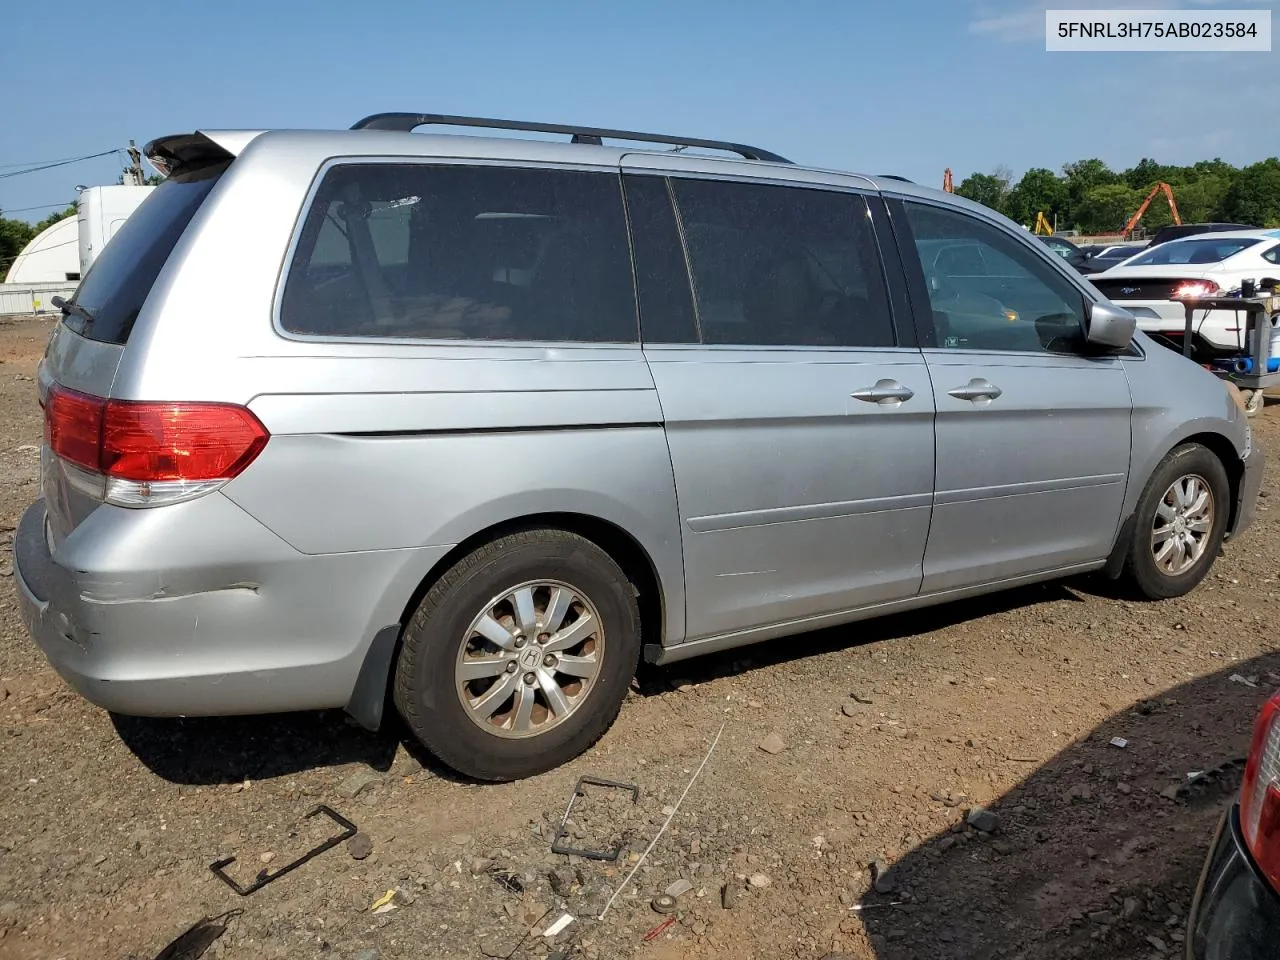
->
[0,205,77,282]
[954,157,1280,236]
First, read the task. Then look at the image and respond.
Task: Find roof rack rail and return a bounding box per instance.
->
[349,113,791,164]
[878,175,914,183]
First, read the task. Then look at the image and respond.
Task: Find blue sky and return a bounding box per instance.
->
[4,0,1277,222]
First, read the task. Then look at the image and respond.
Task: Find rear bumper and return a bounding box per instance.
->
[1230,443,1266,540]
[1186,805,1280,959]
[13,496,446,718]
[1116,302,1248,352]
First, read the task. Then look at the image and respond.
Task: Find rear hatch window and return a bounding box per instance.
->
[63,163,226,345]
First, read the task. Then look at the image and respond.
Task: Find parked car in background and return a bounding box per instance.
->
[1088,229,1280,361]
[1085,242,1147,271]
[1037,233,1102,274]
[12,114,1265,782]
[1186,686,1280,958]
[1147,222,1256,249]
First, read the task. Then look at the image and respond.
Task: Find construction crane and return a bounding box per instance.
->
[1123,182,1181,238]
[943,168,954,193]
[1033,212,1054,236]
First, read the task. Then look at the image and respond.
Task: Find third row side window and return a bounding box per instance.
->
[279,164,638,343]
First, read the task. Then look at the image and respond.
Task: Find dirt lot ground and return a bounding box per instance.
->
[0,313,1277,960]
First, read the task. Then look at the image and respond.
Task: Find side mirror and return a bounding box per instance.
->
[1086,300,1137,351]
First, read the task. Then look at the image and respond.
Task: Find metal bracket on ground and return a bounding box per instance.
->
[551,776,639,862]
[208,804,357,896]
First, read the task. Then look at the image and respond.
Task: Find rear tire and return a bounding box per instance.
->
[1122,443,1229,600]
[393,529,640,781]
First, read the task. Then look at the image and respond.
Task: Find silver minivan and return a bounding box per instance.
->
[15,115,1264,780]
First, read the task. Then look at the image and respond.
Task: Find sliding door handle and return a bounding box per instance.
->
[948,378,1003,402]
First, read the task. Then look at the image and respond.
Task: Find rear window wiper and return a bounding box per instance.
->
[51,296,96,328]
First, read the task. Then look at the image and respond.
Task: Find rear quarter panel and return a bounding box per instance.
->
[107,132,689,647]
[221,357,686,644]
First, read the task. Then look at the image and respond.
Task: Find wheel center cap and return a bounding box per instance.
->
[1173,517,1187,534]
[520,648,541,669]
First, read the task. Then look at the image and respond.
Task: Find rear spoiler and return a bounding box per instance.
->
[144,130,265,177]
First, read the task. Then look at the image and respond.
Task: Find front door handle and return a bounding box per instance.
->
[948,378,1003,402]
[851,379,915,405]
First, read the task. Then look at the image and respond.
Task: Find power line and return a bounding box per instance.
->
[0,155,101,169]
[0,201,75,214]
[0,150,117,181]
[0,234,80,266]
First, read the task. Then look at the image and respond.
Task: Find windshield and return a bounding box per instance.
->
[1125,237,1261,267]
[67,163,226,344]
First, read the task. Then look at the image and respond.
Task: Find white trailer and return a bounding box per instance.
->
[77,185,155,276]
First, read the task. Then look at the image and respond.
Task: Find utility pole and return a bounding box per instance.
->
[125,140,143,186]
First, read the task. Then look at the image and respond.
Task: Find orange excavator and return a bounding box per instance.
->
[1123,182,1181,238]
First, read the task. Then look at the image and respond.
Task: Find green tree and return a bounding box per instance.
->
[34,205,77,234]
[955,172,1009,212]
[1063,158,1120,223]
[0,215,36,283]
[1172,175,1232,224]
[1192,158,1237,180]
[1073,184,1140,234]
[1125,158,1179,190]
[1004,168,1068,226]
[1221,158,1280,227]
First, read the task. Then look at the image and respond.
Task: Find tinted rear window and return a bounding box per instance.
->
[1127,237,1261,266]
[279,164,638,343]
[67,165,225,344]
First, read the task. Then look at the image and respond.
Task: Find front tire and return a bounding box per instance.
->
[1122,443,1230,600]
[393,529,640,781]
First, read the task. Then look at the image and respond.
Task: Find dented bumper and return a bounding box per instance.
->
[12,496,438,718]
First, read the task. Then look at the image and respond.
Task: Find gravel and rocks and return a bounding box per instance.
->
[0,316,1276,960]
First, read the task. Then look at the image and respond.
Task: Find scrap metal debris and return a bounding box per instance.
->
[551,775,639,862]
[651,894,678,914]
[208,804,356,896]
[490,869,525,894]
[643,917,677,942]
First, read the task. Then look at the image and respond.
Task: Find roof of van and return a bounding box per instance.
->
[147,125,961,204]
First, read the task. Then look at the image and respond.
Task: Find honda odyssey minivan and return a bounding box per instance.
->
[15,113,1264,780]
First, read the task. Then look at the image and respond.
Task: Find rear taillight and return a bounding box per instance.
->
[1172,280,1221,299]
[1240,691,1280,891]
[43,384,269,507]
[45,386,105,473]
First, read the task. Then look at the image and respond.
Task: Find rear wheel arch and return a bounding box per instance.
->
[347,513,669,734]
[397,513,666,649]
[390,520,655,779]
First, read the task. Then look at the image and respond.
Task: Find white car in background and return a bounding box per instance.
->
[1088,229,1280,360]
